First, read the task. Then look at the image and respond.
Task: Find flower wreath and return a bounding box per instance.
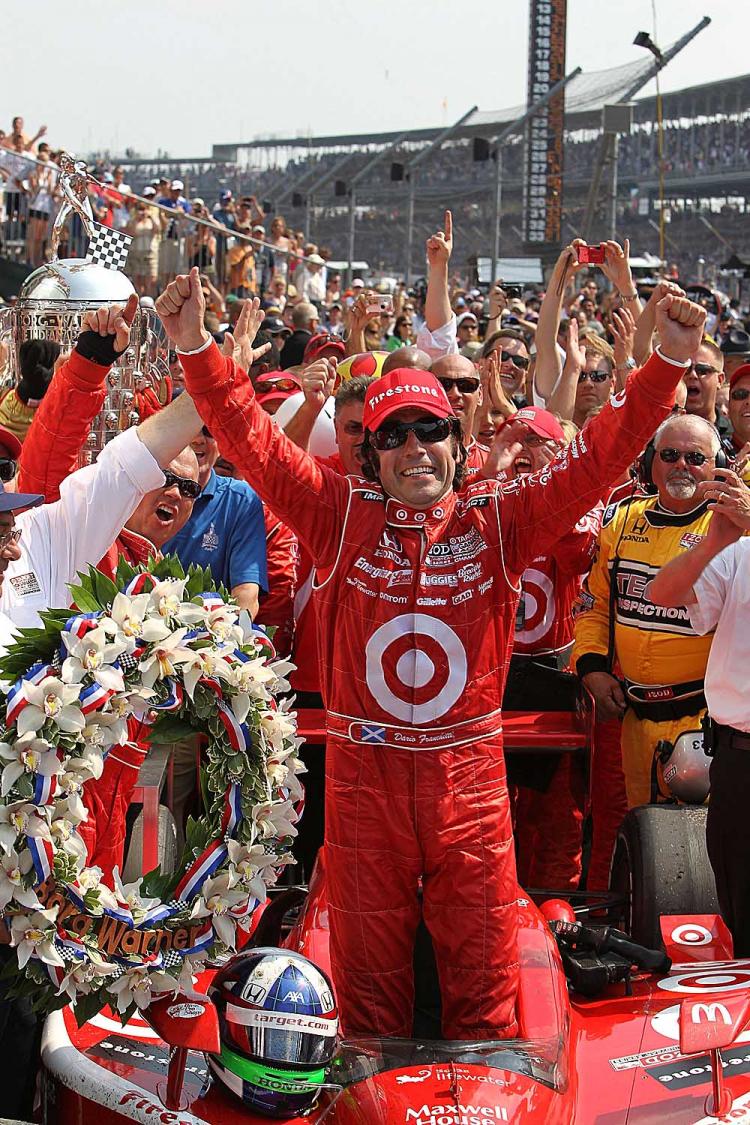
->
[0,556,303,1024]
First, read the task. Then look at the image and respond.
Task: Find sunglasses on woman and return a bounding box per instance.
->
[371,417,457,451]
[731,387,750,401]
[162,470,202,499]
[658,448,711,466]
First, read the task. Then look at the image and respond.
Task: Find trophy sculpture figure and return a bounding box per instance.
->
[1,153,168,465]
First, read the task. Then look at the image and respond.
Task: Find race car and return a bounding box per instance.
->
[40,797,750,1125]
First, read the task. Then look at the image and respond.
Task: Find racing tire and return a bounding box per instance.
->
[608,804,718,949]
[122,804,178,882]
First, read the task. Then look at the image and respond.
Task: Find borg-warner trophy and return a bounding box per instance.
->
[0,153,168,465]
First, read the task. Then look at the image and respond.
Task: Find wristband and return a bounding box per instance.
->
[621,291,639,301]
[176,335,213,357]
[75,329,127,368]
[655,345,691,369]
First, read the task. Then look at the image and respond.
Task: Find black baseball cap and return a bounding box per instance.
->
[721,328,750,356]
[263,317,291,337]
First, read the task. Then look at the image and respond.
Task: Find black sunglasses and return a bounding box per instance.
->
[436,376,480,395]
[162,470,201,498]
[0,457,17,483]
[688,362,720,378]
[731,387,750,401]
[578,370,610,384]
[499,350,529,370]
[201,425,212,438]
[371,416,456,451]
[658,448,711,466]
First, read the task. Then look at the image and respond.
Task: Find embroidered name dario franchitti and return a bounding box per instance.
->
[612,558,696,635]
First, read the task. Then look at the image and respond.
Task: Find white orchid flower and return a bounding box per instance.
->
[101,591,151,642]
[0,801,52,855]
[10,907,63,969]
[138,627,194,688]
[14,677,84,738]
[231,657,276,702]
[50,815,88,866]
[252,798,299,841]
[180,643,235,701]
[268,757,305,805]
[205,605,241,643]
[225,841,274,902]
[0,734,62,798]
[190,874,249,949]
[88,711,129,749]
[260,709,297,754]
[147,579,187,621]
[262,852,297,888]
[0,847,39,911]
[61,626,126,693]
[267,658,296,694]
[56,954,118,1003]
[66,743,105,783]
[111,868,161,921]
[107,964,178,1013]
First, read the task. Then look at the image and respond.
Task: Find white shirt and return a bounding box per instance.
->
[689,537,750,731]
[415,314,458,361]
[3,427,164,629]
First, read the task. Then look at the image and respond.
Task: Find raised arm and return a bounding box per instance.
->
[424,210,453,332]
[156,269,350,567]
[547,316,585,421]
[501,294,707,576]
[533,241,584,404]
[281,359,337,452]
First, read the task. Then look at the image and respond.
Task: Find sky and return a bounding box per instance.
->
[0,0,740,158]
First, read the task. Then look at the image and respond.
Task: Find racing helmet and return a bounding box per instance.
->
[208,947,338,1118]
[336,350,387,381]
[656,728,711,803]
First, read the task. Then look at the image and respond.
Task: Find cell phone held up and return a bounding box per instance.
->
[577,244,606,265]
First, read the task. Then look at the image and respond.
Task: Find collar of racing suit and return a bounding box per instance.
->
[384,491,457,533]
[646,500,709,527]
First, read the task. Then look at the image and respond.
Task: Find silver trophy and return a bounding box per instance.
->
[0,153,168,465]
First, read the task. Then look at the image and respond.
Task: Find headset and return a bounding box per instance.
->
[636,425,728,495]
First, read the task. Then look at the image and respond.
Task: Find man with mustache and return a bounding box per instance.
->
[573,413,724,812]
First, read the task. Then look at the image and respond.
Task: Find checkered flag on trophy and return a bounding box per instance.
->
[86,221,132,272]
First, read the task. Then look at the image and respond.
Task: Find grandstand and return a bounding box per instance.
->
[103,60,750,286]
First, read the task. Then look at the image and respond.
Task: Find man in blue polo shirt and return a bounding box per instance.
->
[163,422,267,616]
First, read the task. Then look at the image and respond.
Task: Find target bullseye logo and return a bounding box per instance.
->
[517,569,555,645]
[658,962,750,995]
[365,614,467,723]
[670,923,713,947]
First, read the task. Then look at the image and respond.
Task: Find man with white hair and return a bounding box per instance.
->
[573,413,725,811]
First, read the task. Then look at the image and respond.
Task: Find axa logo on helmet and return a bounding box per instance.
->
[283,990,304,1002]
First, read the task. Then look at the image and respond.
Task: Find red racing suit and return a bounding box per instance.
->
[181,340,679,1040]
[17,353,158,875]
[511,507,602,891]
[257,504,299,657]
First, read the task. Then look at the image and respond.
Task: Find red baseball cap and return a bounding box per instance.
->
[255,371,301,408]
[513,406,565,441]
[303,332,346,364]
[0,426,22,459]
[730,363,750,390]
[363,368,453,432]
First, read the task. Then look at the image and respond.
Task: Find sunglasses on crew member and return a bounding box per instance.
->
[578,370,610,384]
[731,387,750,401]
[436,376,480,394]
[259,377,300,392]
[371,416,457,451]
[162,470,202,499]
[498,350,529,370]
[0,527,21,550]
[658,448,711,466]
[687,362,720,378]
[0,457,17,483]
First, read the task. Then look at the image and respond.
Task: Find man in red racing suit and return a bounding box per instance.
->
[162,268,702,1040]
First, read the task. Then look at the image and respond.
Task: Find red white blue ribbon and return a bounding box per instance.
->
[32,770,58,807]
[79,677,118,715]
[124,573,158,596]
[174,838,228,901]
[199,592,225,614]
[152,679,184,712]
[221,783,242,836]
[28,834,55,886]
[178,919,214,957]
[217,700,250,753]
[6,662,54,727]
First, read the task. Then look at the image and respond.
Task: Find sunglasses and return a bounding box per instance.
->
[688,362,719,378]
[498,351,530,370]
[162,470,201,499]
[731,387,750,401]
[371,416,456,451]
[436,376,480,395]
[260,377,299,392]
[658,448,711,466]
[0,458,17,483]
[201,425,212,438]
[578,370,610,384]
[0,527,21,550]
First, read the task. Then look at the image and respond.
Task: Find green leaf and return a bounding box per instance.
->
[149,715,196,745]
[66,581,102,614]
[73,987,108,1028]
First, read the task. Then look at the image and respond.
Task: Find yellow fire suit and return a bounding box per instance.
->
[572,495,712,807]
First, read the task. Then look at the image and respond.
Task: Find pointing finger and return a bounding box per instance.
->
[444,210,452,242]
